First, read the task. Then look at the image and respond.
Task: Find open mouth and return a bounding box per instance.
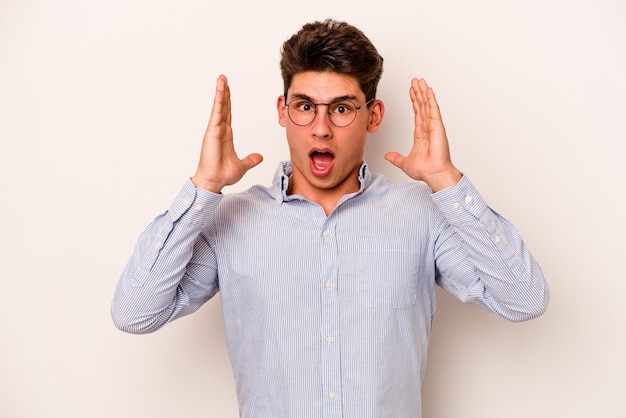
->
[310,150,335,171]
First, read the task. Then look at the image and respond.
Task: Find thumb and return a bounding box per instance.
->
[241,153,264,171]
[384,151,405,169]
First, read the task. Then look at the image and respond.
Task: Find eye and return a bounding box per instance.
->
[294,101,315,112]
[331,102,355,115]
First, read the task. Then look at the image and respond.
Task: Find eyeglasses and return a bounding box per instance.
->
[284,97,374,127]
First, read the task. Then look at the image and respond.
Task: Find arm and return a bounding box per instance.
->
[111,75,263,333]
[386,77,548,320]
[431,176,549,321]
[111,182,221,333]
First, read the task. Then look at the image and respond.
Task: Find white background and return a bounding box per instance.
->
[1,0,625,417]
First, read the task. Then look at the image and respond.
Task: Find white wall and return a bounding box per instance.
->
[1,0,624,416]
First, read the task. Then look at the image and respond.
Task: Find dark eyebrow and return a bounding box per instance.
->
[287,93,359,104]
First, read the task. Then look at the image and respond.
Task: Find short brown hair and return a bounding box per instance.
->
[280,19,384,102]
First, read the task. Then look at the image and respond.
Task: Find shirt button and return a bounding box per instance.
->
[328,392,336,399]
[154,241,163,249]
[453,202,460,209]
[495,235,502,244]
[325,280,333,289]
[182,199,190,206]
[465,196,472,203]
[322,230,330,238]
[194,204,203,211]
[326,335,334,344]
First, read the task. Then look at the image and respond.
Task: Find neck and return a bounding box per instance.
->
[287,171,361,216]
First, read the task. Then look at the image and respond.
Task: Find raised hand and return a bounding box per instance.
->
[384,78,461,192]
[191,75,263,193]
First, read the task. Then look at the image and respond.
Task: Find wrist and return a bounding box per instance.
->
[424,168,462,192]
[191,174,223,194]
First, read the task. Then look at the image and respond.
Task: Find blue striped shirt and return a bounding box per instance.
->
[112,161,548,418]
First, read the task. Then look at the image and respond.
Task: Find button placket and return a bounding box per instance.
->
[319,220,342,415]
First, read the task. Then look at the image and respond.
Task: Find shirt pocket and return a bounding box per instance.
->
[355,250,419,309]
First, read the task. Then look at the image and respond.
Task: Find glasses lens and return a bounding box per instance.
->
[328,101,357,127]
[287,100,316,126]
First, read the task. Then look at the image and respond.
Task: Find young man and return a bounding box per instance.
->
[112,19,549,418]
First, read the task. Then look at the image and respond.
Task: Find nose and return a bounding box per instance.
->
[311,104,332,139]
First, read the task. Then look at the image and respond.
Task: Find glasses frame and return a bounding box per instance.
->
[284,96,375,128]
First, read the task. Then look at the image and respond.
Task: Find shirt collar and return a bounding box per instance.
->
[271,160,372,205]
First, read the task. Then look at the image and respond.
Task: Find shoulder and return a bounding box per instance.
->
[215,183,278,218]
[367,172,433,202]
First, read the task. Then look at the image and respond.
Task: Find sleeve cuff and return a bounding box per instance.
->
[166,179,223,227]
[431,175,489,225]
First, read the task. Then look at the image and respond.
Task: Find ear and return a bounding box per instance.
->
[367,100,384,133]
[277,95,288,127]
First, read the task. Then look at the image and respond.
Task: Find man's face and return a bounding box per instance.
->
[277,71,383,201]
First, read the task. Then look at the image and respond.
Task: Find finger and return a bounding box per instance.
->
[240,153,264,171]
[207,77,224,129]
[425,85,442,122]
[415,78,431,126]
[222,75,232,126]
[209,75,230,129]
[417,78,430,122]
[417,77,443,123]
[384,151,405,168]
[409,79,423,127]
[409,78,420,114]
